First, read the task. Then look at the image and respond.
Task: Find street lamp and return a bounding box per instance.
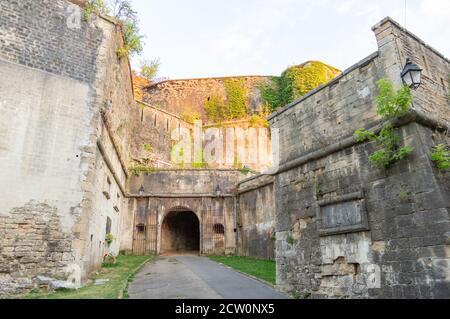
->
[401,58,422,90]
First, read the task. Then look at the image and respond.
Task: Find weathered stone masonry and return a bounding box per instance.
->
[269,18,450,299]
[0,0,138,294]
[0,0,448,300]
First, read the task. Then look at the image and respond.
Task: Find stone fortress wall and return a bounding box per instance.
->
[0,0,448,299]
[0,0,139,294]
[142,76,269,121]
[269,18,450,298]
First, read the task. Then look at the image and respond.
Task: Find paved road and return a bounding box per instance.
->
[128,255,288,299]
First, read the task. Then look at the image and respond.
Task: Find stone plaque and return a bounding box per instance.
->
[316,191,369,236]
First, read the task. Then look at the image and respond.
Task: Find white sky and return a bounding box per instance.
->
[130,0,450,79]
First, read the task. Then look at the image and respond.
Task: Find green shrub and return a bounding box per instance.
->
[431,144,450,171]
[354,78,414,169]
[117,20,144,60]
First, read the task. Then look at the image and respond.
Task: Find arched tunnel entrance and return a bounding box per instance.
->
[161,210,200,255]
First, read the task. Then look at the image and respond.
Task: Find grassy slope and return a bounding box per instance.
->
[209,255,276,285]
[26,255,152,299]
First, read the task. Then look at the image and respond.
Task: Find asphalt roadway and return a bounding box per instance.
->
[128,255,288,299]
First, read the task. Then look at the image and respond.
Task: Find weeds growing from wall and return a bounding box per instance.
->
[84,0,144,60]
[430,144,450,171]
[354,78,414,169]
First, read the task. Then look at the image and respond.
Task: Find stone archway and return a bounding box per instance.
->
[161,209,200,255]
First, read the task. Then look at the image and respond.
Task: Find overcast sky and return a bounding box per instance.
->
[130,0,450,79]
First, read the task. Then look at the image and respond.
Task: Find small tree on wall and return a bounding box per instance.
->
[84,0,144,60]
[354,78,414,169]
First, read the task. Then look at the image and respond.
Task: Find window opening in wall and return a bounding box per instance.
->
[154,114,157,126]
[136,223,146,233]
[106,217,112,235]
[213,223,225,234]
[166,119,169,131]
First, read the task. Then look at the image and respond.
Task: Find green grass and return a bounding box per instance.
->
[209,255,276,285]
[26,255,152,299]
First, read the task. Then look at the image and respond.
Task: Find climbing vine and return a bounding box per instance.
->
[354,78,414,169]
[204,79,249,123]
[204,94,226,123]
[223,78,248,120]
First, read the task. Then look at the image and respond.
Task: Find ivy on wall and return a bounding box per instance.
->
[260,61,341,111]
[204,79,249,122]
[355,78,414,169]
[204,94,226,123]
[223,78,248,120]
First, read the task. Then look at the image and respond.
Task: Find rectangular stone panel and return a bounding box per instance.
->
[316,192,369,236]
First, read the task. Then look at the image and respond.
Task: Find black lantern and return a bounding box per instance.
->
[401,58,422,90]
[138,185,145,195]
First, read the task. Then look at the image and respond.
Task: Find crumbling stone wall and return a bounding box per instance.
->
[236,174,276,260]
[270,18,450,299]
[0,202,73,294]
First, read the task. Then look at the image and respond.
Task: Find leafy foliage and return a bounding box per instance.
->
[204,79,249,123]
[204,94,226,123]
[430,144,450,171]
[248,114,269,128]
[180,108,201,124]
[375,78,412,119]
[139,58,160,81]
[260,61,341,111]
[84,1,144,60]
[354,79,414,169]
[129,165,160,176]
[117,20,144,59]
[84,0,110,21]
[223,78,248,120]
[105,233,115,246]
